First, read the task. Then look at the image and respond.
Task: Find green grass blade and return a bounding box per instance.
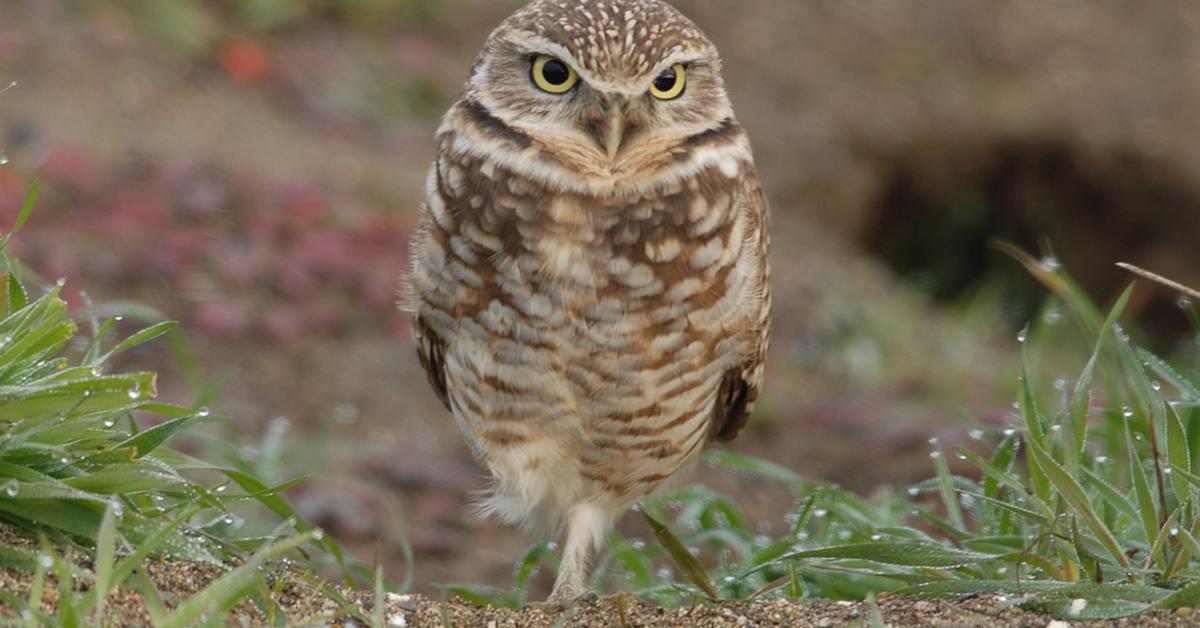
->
[1125,420,1161,553]
[930,439,964,530]
[1025,437,1129,568]
[959,449,1054,519]
[95,321,178,365]
[751,543,1000,574]
[640,507,721,599]
[93,504,117,627]
[116,414,205,458]
[0,179,39,251]
[1067,286,1132,462]
[160,531,317,628]
[6,273,28,315]
[1166,403,1193,503]
[1078,468,1140,523]
[703,450,808,485]
[220,468,349,581]
[1139,348,1200,402]
[1018,340,1052,504]
[108,505,202,588]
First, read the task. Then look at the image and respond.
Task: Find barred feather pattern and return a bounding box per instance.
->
[406,0,770,604]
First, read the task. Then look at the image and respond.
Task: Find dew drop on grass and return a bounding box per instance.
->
[968,429,985,441]
[197,407,210,417]
[929,450,941,459]
[688,547,700,557]
[1171,528,1180,537]
[1180,297,1193,310]
[1041,257,1061,272]
[1096,456,1109,464]
[631,539,645,550]
[1016,330,1027,343]
[38,554,52,568]
[1123,407,1134,418]
[546,541,557,551]
[1043,307,1063,325]
[1152,381,1163,392]
[956,452,967,460]
[3,484,17,497]
[103,419,115,428]
[656,567,671,579]
[0,157,8,166]
[723,575,736,583]
[1003,428,1017,437]
[55,277,66,287]
[870,534,882,541]
[83,389,93,398]
[1165,465,1173,475]
[906,487,920,496]
[215,485,227,493]
[813,509,828,518]
[1054,378,1068,391]
[1049,425,1061,432]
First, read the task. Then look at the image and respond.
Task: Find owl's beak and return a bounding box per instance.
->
[602,98,627,161]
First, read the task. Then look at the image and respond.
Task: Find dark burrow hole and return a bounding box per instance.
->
[863,142,1200,350]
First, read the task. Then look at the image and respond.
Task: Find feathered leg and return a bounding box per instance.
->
[546,502,609,606]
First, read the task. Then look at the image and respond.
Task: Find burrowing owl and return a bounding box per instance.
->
[408,0,770,605]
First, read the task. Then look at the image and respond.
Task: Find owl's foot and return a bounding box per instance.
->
[527,591,599,613]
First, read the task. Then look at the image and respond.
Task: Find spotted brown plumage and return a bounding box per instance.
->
[405,0,770,605]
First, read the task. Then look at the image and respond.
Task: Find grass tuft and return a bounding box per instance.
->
[0,187,356,624]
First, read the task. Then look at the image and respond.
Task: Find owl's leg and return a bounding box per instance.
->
[545,502,608,607]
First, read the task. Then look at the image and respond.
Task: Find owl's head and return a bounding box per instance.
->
[456,0,738,190]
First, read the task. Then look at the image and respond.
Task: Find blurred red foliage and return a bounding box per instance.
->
[0,143,413,341]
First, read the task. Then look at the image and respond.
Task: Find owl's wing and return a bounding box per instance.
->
[713,370,758,442]
[414,315,452,412]
[712,178,771,443]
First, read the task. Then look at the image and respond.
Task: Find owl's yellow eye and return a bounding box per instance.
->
[650,64,687,100]
[531,55,578,94]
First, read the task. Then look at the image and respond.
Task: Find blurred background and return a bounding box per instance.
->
[0,0,1197,593]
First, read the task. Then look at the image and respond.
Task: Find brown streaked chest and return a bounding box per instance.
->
[444,155,738,292]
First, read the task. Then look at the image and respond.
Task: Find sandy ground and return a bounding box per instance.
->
[3,524,1199,627]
